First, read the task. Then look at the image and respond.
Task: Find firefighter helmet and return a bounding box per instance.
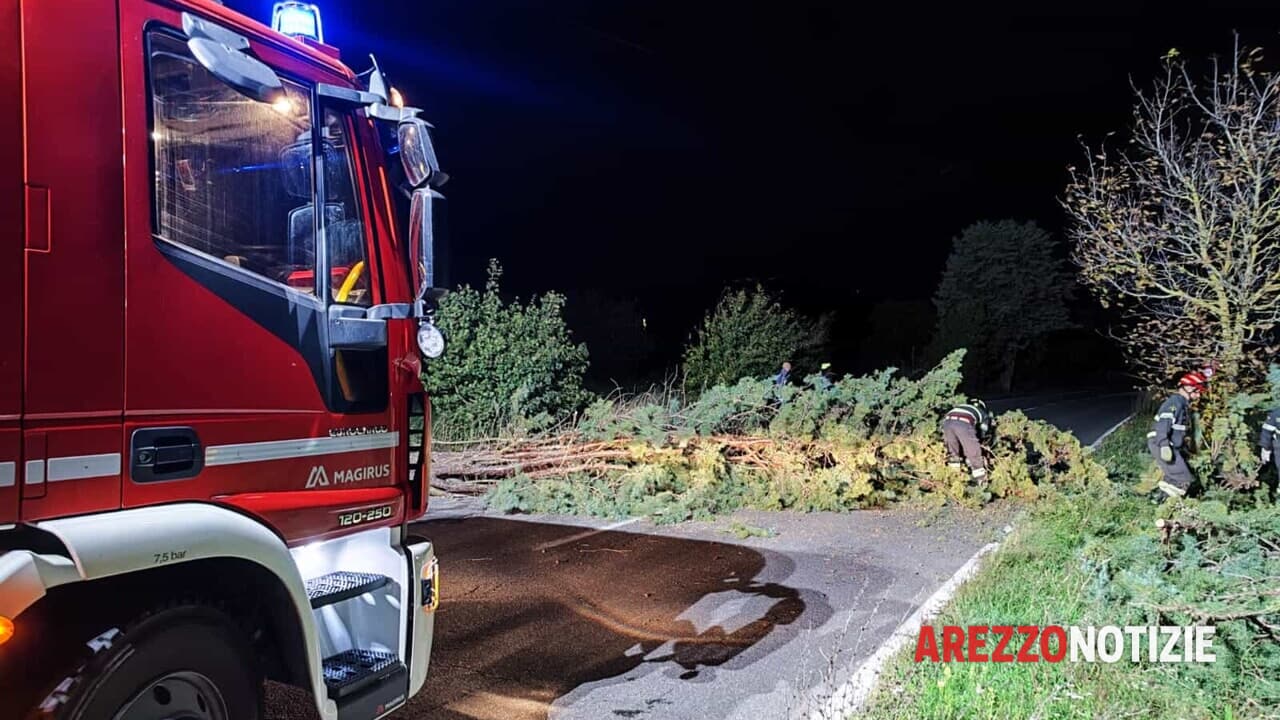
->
[1199,359,1220,379]
[1178,371,1208,392]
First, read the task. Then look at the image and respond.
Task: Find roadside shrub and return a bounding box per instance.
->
[425,260,591,439]
[681,285,829,391]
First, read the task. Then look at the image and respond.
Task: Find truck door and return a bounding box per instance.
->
[17,0,126,522]
[119,5,401,539]
[0,0,19,526]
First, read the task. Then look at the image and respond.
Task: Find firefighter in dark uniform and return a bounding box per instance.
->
[942,400,995,481]
[1148,371,1206,499]
[1260,407,1280,475]
[813,362,835,391]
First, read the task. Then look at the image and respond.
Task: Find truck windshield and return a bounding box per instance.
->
[147,30,370,306]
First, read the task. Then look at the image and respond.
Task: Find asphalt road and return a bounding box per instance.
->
[267,392,1137,720]
[988,391,1138,447]
[403,501,1009,720]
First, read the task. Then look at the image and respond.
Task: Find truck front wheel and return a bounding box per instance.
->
[31,605,262,720]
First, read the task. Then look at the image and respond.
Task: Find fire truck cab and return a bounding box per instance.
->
[0,1,448,718]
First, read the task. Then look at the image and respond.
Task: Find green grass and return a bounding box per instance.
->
[859,418,1266,720]
[1091,405,1160,489]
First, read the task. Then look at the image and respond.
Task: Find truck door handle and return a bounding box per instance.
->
[131,427,204,483]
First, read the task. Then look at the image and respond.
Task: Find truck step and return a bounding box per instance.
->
[322,649,403,699]
[305,571,389,609]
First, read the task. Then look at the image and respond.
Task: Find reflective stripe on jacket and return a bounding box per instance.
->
[945,404,992,439]
[1261,408,1280,450]
[1149,393,1190,449]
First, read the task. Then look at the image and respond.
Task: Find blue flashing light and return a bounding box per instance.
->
[272,2,323,43]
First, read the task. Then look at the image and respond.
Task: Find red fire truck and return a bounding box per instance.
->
[0,1,450,718]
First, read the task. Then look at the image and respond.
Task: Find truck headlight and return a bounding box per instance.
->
[417,322,446,359]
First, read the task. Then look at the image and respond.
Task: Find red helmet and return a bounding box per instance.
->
[1179,371,1208,391]
[1199,359,1220,379]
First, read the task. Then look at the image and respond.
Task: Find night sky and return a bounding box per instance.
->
[234,0,1280,375]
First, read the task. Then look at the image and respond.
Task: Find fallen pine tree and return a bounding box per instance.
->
[430,351,1110,522]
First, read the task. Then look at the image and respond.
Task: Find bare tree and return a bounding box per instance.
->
[1065,42,1280,392]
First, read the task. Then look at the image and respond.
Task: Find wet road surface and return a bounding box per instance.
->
[396,503,1006,720]
[268,392,1134,720]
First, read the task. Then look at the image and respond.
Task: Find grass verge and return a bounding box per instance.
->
[859,418,1271,720]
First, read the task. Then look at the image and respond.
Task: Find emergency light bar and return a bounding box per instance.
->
[272,1,323,43]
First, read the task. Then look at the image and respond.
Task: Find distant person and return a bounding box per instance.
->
[773,361,792,387]
[1260,406,1280,476]
[942,399,995,482]
[1148,372,1207,500]
[812,362,835,391]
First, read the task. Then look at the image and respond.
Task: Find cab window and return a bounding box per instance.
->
[322,108,371,307]
[148,31,317,291]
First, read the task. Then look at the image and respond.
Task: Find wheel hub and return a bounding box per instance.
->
[115,671,228,720]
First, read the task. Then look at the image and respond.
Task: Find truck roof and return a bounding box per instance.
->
[170,0,358,83]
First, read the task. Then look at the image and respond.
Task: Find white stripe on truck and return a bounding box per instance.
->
[204,432,399,467]
[48,453,122,482]
[25,460,44,485]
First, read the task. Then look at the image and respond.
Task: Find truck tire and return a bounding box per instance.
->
[29,604,262,720]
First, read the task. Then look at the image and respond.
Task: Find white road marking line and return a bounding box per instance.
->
[534,518,641,551]
[810,541,1001,720]
[1088,413,1136,452]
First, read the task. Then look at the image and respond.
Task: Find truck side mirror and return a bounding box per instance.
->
[182,12,284,103]
[409,187,444,302]
[398,119,446,189]
[408,188,447,359]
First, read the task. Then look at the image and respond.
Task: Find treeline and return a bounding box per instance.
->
[425,220,1087,439]
[424,260,831,439]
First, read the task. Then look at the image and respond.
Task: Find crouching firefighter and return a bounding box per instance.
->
[1260,407,1280,475]
[942,400,995,482]
[1147,372,1206,500]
